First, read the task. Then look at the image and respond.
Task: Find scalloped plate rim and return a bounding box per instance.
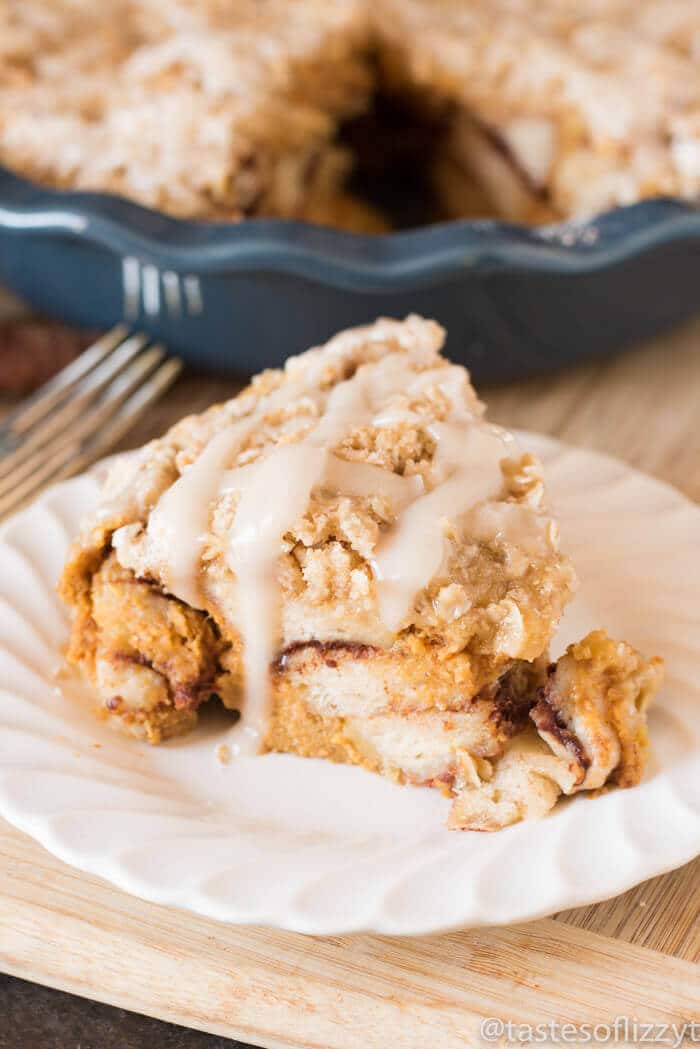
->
[0,431,697,935]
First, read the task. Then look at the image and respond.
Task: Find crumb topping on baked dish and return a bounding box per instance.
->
[375,0,700,222]
[2,1,699,227]
[0,0,379,228]
[59,315,663,829]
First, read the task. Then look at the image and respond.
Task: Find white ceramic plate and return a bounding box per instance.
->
[0,433,698,935]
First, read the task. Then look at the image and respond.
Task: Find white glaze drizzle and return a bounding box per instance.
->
[371,423,510,631]
[146,422,254,608]
[144,358,349,608]
[144,352,518,753]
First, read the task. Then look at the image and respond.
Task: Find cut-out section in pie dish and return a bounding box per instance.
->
[0,422,698,931]
[2,1,700,229]
[57,316,663,834]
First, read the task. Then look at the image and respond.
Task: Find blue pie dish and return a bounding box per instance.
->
[1,164,699,382]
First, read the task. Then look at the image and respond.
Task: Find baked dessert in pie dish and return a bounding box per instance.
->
[3,1,700,384]
[2,0,699,227]
[58,316,663,831]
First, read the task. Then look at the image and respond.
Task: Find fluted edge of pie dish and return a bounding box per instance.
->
[2,165,700,380]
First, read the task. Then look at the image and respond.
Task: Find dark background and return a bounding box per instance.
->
[0,975,252,1049]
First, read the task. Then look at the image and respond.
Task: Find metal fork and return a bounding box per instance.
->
[0,325,182,520]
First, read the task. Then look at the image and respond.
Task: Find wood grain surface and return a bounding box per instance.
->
[1,820,698,1049]
[0,310,698,1044]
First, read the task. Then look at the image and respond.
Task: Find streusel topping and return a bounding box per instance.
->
[69,315,575,752]
[0,0,372,220]
[2,1,699,223]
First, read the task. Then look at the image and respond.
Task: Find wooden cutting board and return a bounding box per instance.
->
[0,822,698,1048]
[1,308,699,1045]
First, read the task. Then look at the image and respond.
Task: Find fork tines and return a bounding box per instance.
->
[0,325,182,520]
